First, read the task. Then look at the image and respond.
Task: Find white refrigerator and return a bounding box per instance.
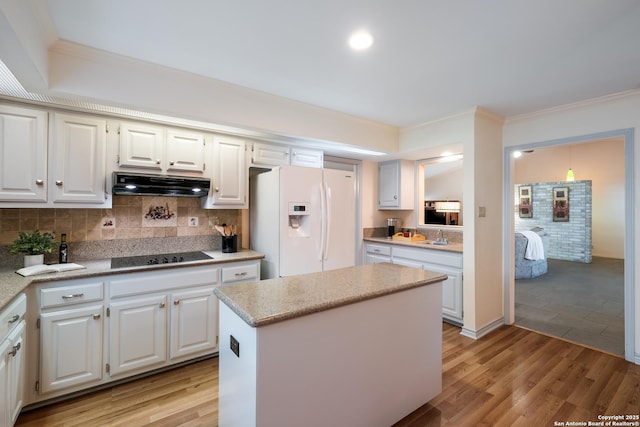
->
[250,165,356,279]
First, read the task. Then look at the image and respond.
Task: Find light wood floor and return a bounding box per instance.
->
[16,323,640,426]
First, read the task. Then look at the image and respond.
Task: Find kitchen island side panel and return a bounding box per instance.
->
[218,303,258,427]
[217,282,442,427]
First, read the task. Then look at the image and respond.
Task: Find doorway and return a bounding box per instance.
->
[504,129,635,362]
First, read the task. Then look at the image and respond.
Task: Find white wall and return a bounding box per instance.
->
[503,90,640,362]
[514,138,625,258]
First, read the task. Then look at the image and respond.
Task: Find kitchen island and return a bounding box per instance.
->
[214,262,446,427]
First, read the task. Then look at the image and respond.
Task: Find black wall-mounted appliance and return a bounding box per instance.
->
[112,172,211,197]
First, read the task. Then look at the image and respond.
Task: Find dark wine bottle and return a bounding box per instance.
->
[59,233,68,264]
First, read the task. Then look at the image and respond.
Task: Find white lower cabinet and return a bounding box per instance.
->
[108,295,167,377]
[36,279,105,396]
[363,243,392,264]
[39,305,104,394]
[26,259,259,408]
[170,287,217,360]
[364,241,463,325]
[1,294,27,427]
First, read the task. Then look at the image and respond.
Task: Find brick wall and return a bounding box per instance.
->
[515,180,592,263]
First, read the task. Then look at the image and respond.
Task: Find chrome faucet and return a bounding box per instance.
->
[436,229,447,243]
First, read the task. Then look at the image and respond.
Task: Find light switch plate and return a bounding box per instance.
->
[478,206,486,217]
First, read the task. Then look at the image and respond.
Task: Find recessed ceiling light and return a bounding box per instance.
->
[349,30,373,50]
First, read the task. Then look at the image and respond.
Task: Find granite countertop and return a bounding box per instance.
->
[0,249,264,311]
[214,263,447,328]
[363,236,463,253]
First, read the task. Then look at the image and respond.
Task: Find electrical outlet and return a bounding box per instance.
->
[230,335,240,357]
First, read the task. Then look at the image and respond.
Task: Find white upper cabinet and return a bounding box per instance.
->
[165,129,205,173]
[0,104,48,202]
[203,135,247,208]
[51,113,107,204]
[378,159,415,210]
[0,106,111,208]
[118,122,164,170]
[251,141,290,167]
[250,141,323,168]
[118,122,205,174]
[290,147,323,168]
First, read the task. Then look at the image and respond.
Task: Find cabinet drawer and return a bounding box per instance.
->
[40,281,104,309]
[0,293,27,338]
[222,263,259,284]
[365,243,391,257]
[392,246,462,269]
[110,265,219,298]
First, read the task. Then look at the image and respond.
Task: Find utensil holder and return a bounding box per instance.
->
[221,235,237,253]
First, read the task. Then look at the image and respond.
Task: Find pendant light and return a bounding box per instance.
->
[566,145,575,181]
[566,168,575,181]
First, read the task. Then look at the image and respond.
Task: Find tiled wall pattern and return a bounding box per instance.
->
[0,195,242,249]
[515,180,592,263]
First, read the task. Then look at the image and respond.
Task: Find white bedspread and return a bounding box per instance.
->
[520,230,545,261]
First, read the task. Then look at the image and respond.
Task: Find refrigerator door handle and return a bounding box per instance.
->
[318,182,327,262]
[324,182,332,261]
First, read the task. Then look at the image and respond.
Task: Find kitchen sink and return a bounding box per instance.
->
[420,240,448,246]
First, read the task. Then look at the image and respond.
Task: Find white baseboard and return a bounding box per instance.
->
[460,318,504,340]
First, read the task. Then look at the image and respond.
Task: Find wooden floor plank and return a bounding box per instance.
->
[16,323,640,427]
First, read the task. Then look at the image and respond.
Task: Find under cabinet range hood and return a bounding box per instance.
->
[112,172,211,197]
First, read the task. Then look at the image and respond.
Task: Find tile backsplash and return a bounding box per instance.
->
[0,195,242,248]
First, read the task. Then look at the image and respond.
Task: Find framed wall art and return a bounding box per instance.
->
[518,185,532,218]
[552,186,569,222]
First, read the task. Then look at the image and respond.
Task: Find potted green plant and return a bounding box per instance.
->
[8,229,56,267]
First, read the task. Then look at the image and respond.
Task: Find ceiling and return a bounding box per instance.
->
[39,0,640,128]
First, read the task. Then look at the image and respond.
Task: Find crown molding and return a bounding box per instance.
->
[504,89,640,124]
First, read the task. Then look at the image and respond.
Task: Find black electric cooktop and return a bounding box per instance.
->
[110,251,214,269]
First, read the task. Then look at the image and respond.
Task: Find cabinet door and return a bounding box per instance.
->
[109,295,167,376]
[7,321,25,425]
[119,122,164,170]
[0,105,47,202]
[39,305,103,394]
[51,113,107,203]
[378,160,414,209]
[251,141,290,167]
[170,287,217,360]
[0,336,10,427]
[290,147,323,168]
[378,160,400,208]
[207,136,247,207]
[425,264,463,324]
[166,129,205,173]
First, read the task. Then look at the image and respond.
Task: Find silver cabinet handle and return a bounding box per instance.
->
[159,302,166,308]
[8,314,19,324]
[62,293,84,299]
[93,313,101,320]
[373,249,381,253]
[9,342,21,357]
[169,161,175,165]
[156,159,161,164]
[215,187,220,192]
[173,300,180,305]
[234,272,247,277]
[36,179,44,185]
[55,180,63,186]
